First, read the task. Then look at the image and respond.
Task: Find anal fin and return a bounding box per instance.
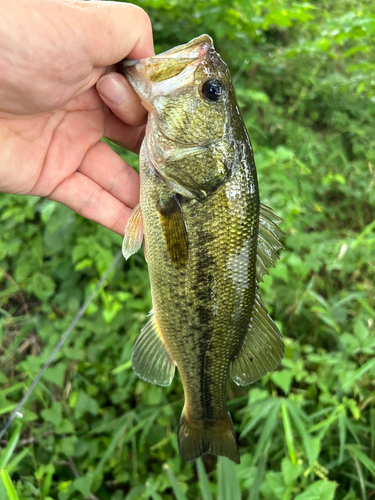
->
[122,203,143,260]
[230,291,284,386]
[132,311,176,387]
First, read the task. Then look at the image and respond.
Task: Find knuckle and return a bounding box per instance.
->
[133,5,152,29]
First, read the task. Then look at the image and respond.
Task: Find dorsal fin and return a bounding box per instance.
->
[256,203,285,283]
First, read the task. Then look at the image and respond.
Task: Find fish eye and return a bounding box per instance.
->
[201,78,224,102]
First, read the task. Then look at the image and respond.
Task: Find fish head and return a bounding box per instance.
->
[122,35,238,146]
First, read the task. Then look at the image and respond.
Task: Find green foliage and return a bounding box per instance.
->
[1,0,374,498]
[1,468,21,500]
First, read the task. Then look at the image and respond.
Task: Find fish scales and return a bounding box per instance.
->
[142,153,258,413]
[122,35,285,464]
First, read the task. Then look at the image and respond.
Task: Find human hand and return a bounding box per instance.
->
[0,0,153,234]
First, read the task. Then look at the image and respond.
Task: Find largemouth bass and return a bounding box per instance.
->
[121,35,285,464]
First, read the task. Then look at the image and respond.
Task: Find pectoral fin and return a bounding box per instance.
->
[230,291,284,386]
[132,311,176,386]
[158,195,189,268]
[122,204,144,260]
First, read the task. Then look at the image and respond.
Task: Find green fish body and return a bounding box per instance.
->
[122,35,285,464]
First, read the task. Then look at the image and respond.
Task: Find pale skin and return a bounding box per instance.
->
[0,0,154,234]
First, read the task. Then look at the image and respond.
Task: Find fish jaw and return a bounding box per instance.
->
[152,34,213,59]
[121,34,213,106]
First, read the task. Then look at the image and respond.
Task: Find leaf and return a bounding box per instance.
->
[343,359,375,389]
[43,363,66,388]
[286,402,315,467]
[247,90,270,103]
[41,463,55,497]
[0,469,19,500]
[281,458,302,486]
[163,464,188,500]
[103,301,122,324]
[74,391,99,419]
[94,416,130,476]
[294,480,338,500]
[60,436,78,457]
[0,474,5,500]
[0,425,22,468]
[6,448,30,474]
[352,455,366,500]
[196,459,213,500]
[281,403,296,464]
[145,480,163,500]
[271,370,294,395]
[253,401,281,463]
[241,397,279,438]
[41,402,62,427]
[265,471,286,498]
[353,319,369,342]
[346,445,375,476]
[73,473,94,498]
[248,455,266,500]
[217,457,241,500]
[338,412,347,464]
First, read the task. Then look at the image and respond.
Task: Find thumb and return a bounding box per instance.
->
[96,72,148,127]
[73,1,154,65]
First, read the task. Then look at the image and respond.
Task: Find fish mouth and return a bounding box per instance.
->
[121,35,213,104]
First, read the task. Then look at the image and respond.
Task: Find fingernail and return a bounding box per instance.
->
[97,75,127,105]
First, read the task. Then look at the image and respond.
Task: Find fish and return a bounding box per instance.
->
[121,35,285,464]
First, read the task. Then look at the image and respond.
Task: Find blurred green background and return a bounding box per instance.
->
[1,0,374,498]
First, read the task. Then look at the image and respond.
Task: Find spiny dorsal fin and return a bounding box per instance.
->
[122,203,144,260]
[230,291,284,386]
[256,203,285,283]
[158,195,189,268]
[132,311,176,387]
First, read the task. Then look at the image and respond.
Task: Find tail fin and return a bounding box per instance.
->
[178,409,240,464]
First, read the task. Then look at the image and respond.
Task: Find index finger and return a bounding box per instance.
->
[74,1,154,65]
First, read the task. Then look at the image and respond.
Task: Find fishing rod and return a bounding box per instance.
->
[0,249,122,441]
